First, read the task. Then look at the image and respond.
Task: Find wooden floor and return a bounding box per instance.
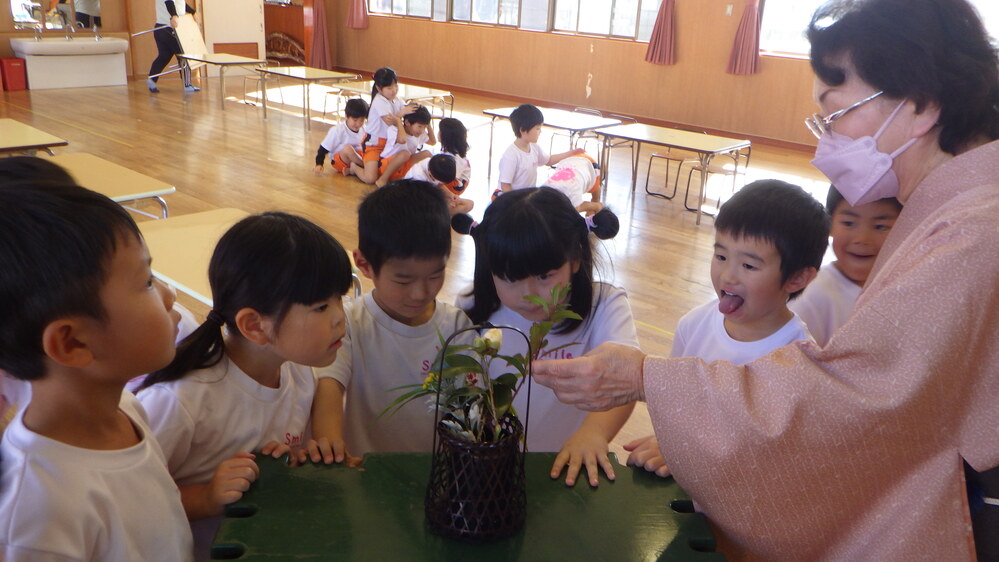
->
[0,76,826,462]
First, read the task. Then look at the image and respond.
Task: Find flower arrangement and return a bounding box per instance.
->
[383,284,581,444]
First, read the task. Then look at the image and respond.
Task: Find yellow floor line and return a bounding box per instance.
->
[636,320,673,337]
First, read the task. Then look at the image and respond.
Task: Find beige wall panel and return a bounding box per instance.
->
[326,0,818,145]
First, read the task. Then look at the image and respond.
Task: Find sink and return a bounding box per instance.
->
[9,37,129,89]
[10,37,129,56]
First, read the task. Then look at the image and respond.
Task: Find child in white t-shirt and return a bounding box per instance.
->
[406,153,474,214]
[352,67,419,185]
[789,185,901,346]
[0,181,193,561]
[136,212,355,561]
[454,187,634,488]
[543,153,604,215]
[626,180,830,477]
[313,98,368,177]
[310,180,472,463]
[374,105,436,187]
[497,104,584,197]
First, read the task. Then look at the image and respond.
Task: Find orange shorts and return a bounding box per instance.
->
[442,179,468,196]
[378,154,415,182]
[331,152,350,173]
[362,137,387,164]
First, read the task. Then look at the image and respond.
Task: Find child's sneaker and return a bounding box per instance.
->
[147,78,159,93]
[184,84,201,92]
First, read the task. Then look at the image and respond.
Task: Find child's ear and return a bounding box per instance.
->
[353,250,376,280]
[783,267,818,296]
[40,318,94,368]
[234,308,272,346]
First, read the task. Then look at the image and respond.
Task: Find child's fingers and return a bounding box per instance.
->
[332,440,347,464]
[549,451,570,480]
[563,458,583,487]
[344,454,362,468]
[597,454,616,483]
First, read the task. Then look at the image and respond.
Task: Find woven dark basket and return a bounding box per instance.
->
[424,413,526,542]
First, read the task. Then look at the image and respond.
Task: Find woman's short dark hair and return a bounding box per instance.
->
[808,0,999,154]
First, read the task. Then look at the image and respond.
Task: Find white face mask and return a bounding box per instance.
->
[811,100,917,206]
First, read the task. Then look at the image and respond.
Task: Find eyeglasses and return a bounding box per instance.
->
[804,91,884,139]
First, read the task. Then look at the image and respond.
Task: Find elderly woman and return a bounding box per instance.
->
[533,0,999,559]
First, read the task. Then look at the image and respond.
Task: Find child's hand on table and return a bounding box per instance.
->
[624,434,671,478]
[550,428,616,487]
[301,437,362,467]
[207,452,259,511]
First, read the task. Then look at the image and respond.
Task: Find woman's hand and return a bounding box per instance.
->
[533,342,647,410]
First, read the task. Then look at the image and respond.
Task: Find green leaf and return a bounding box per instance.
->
[495,373,518,389]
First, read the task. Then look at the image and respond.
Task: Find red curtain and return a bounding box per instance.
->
[346,0,369,30]
[644,0,677,65]
[726,0,763,75]
[309,0,333,69]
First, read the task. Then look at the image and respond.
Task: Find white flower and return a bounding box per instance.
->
[482,328,503,354]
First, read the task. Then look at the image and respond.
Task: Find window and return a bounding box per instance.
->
[369,0,432,18]
[553,0,661,40]
[369,0,663,40]
[761,0,999,56]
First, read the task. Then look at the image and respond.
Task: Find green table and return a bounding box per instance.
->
[213,453,724,560]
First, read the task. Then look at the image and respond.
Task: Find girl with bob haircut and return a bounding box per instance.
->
[137,212,353,560]
[456,187,637,488]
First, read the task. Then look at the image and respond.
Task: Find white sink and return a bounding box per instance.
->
[11,37,129,56]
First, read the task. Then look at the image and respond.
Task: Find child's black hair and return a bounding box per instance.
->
[509,104,544,138]
[428,154,457,184]
[344,98,369,120]
[404,105,431,125]
[825,184,902,216]
[461,187,618,333]
[357,179,451,274]
[715,180,830,300]
[138,212,353,390]
[439,118,469,158]
[371,67,398,102]
[0,181,142,380]
[0,156,76,185]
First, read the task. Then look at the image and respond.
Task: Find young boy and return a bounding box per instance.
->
[789,185,901,346]
[497,103,585,196]
[626,179,830,476]
[0,181,195,560]
[313,98,369,177]
[406,153,475,215]
[375,105,436,188]
[309,179,472,464]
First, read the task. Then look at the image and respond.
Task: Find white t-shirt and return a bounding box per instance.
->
[315,293,473,456]
[498,143,549,189]
[319,121,365,160]
[403,159,435,183]
[137,357,316,560]
[788,263,862,347]
[671,299,813,365]
[0,392,194,561]
[404,152,471,191]
[543,156,597,208]
[380,126,429,160]
[456,283,638,451]
[363,94,405,142]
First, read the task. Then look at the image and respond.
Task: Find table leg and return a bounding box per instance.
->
[260,71,268,119]
[219,66,227,111]
[630,140,641,193]
[154,196,169,218]
[304,81,311,131]
[684,153,713,226]
[487,116,496,182]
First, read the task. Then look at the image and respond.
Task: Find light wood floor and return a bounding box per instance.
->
[0,76,826,463]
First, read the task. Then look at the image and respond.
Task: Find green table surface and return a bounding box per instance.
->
[213,453,724,561]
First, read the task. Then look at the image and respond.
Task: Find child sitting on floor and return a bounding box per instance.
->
[626,179,830,477]
[313,98,369,177]
[497,103,585,198]
[373,105,436,187]
[406,153,474,215]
